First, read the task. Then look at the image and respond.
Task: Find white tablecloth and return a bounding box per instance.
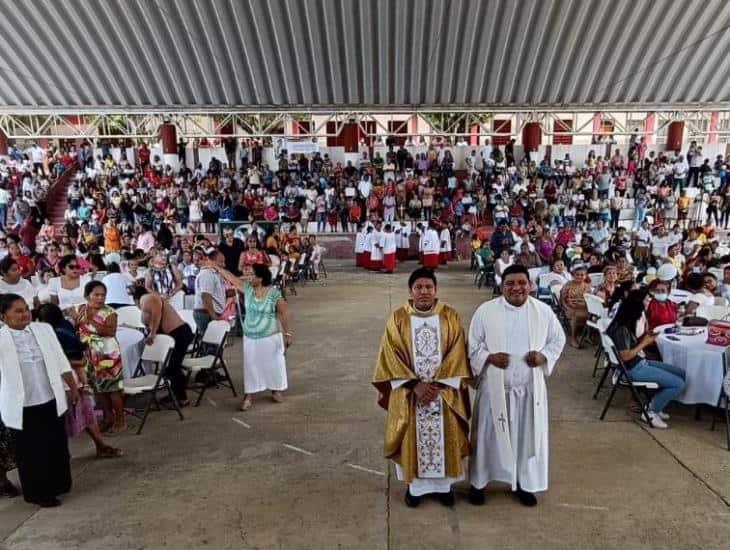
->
[655,325,724,406]
[117,327,145,379]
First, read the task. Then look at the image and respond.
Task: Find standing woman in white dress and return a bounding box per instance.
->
[188,193,203,234]
[217,263,292,411]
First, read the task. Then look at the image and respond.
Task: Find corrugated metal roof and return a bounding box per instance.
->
[1,0,729,111]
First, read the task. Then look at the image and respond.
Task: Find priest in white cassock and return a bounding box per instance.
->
[373,268,471,508]
[468,264,565,507]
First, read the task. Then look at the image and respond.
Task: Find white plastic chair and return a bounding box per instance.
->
[588,273,604,288]
[580,293,607,347]
[123,334,182,434]
[594,332,658,426]
[182,320,236,405]
[696,304,729,321]
[178,309,199,354]
[115,305,144,329]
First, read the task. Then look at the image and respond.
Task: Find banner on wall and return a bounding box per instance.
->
[283,140,320,155]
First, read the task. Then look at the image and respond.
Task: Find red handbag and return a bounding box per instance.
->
[706,320,730,346]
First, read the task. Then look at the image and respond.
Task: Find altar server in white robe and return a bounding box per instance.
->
[439,225,452,265]
[421,223,441,269]
[396,222,410,261]
[468,264,565,506]
[381,224,398,273]
[354,225,367,268]
[363,226,374,270]
[369,224,384,271]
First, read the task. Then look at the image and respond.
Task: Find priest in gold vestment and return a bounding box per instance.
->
[373,268,471,507]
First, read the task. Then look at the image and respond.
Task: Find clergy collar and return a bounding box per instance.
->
[502,296,528,311]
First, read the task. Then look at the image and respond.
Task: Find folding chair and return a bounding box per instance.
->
[696,304,729,321]
[588,273,604,288]
[291,253,307,283]
[178,309,200,355]
[580,293,607,348]
[593,332,656,427]
[182,320,236,406]
[710,348,730,451]
[473,254,491,289]
[123,335,182,435]
[538,274,562,303]
[273,261,287,295]
[283,259,298,296]
[116,305,145,330]
[549,282,568,327]
[590,318,611,378]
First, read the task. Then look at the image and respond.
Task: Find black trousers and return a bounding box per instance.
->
[10,400,71,503]
[163,324,195,400]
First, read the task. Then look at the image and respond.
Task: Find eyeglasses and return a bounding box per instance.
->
[67,265,79,270]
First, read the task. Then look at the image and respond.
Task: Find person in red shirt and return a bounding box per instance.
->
[138,142,150,169]
[556,226,576,247]
[646,279,677,330]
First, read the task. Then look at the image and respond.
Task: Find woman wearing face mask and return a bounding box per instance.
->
[646,280,677,330]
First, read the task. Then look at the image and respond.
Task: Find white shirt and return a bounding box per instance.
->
[635,227,652,246]
[102,273,134,305]
[358,179,372,198]
[8,328,54,406]
[690,292,714,308]
[651,235,672,258]
[0,278,37,308]
[47,275,91,310]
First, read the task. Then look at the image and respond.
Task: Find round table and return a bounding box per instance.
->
[655,325,724,406]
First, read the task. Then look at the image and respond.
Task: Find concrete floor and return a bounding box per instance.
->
[1,263,729,550]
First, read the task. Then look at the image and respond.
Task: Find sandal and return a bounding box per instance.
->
[271,391,284,403]
[239,397,252,411]
[96,446,123,459]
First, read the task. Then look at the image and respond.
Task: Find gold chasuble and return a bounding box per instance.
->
[373,300,471,483]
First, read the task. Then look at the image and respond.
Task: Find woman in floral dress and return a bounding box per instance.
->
[77,281,125,433]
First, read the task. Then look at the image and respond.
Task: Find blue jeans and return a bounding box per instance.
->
[628,359,686,413]
[633,206,646,228]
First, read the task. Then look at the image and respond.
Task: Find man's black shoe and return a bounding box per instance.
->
[404,489,421,508]
[437,490,455,507]
[468,486,485,506]
[29,497,61,508]
[513,487,537,507]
